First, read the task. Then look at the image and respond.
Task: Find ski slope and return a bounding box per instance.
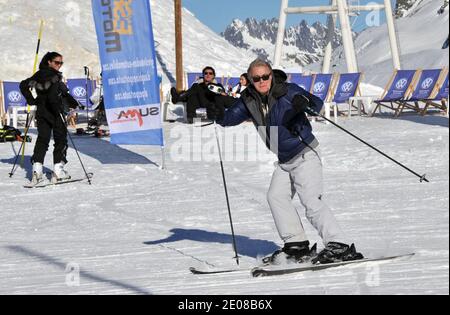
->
[0,115,448,295]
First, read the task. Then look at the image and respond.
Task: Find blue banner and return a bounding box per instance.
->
[91,0,164,146]
[2,82,27,110]
[66,79,96,108]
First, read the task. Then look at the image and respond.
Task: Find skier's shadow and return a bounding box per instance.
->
[144,228,279,259]
[0,154,52,179]
[5,245,152,295]
[66,136,159,166]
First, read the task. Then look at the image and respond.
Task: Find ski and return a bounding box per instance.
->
[24,173,93,188]
[251,253,415,277]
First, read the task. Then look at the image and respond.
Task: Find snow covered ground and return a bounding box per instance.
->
[0,113,448,295]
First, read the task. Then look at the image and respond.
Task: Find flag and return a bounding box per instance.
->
[91,0,164,146]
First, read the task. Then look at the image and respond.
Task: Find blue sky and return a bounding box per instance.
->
[183,0,395,33]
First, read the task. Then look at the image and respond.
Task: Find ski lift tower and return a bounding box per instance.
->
[274,0,401,73]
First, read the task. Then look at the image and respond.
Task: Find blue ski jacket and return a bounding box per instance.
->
[218,81,324,163]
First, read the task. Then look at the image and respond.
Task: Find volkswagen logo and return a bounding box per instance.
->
[72,86,87,98]
[341,81,354,93]
[314,82,326,93]
[8,91,23,103]
[421,78,434,90]
[396,79,408,90]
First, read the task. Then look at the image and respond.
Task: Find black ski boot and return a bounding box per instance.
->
[312,242,364,265]
[171,87,190,104]
[262,241,316,265]
[170,87,179,104]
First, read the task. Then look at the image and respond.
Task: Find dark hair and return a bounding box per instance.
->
[39,52,63,70]
[202,66,216,76]
[240,73,249,86]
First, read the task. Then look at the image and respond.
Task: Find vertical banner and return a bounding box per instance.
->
[91,0,164,146]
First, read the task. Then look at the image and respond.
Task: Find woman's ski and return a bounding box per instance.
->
[24,173,93,188]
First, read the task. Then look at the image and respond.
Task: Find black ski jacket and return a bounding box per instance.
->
[20,67,79,123]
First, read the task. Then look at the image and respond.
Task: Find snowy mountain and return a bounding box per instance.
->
[222,18,345,68]
[306,0,449,87]
[396,0,422,17]
[0,0,255,85]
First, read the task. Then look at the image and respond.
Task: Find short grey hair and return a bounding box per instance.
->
[247,58,273,81]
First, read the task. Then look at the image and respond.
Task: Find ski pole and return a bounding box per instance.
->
[312,110,429,183]
[9,115,34,177]
[84,66,90,127]
[20,19,44,167]
[214,122,240,265]
[59,113,92,185]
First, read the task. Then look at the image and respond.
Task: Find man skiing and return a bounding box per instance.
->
[214,59,363,265]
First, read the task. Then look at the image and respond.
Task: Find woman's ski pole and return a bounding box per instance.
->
[20,19,44,167]
[59,113,92,185]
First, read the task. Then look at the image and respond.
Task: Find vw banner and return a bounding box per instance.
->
[3,82,27,110]
[66,79,96,108]
[91,0,164,146]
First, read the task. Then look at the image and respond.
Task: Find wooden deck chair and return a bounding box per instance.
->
[310,73,337,122]
[2,81,32,128]
[330,72,363,117]
[372,69,420,116]
[311,73,336,103]
[420,68,449,115]
[396,68,446,116]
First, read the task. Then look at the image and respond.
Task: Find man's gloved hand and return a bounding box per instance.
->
[292,94,317,116]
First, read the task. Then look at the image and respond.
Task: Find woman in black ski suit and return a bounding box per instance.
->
[20,52,80,183]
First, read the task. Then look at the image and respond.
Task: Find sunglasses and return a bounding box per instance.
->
[203,71,214,76]
[52,60,64,66]
[252,73,271,83]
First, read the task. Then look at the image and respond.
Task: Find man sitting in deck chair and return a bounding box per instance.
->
[396,69,445,116]
[372,70,419,116]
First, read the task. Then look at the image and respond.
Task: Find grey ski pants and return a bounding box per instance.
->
[267,149,346,245]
